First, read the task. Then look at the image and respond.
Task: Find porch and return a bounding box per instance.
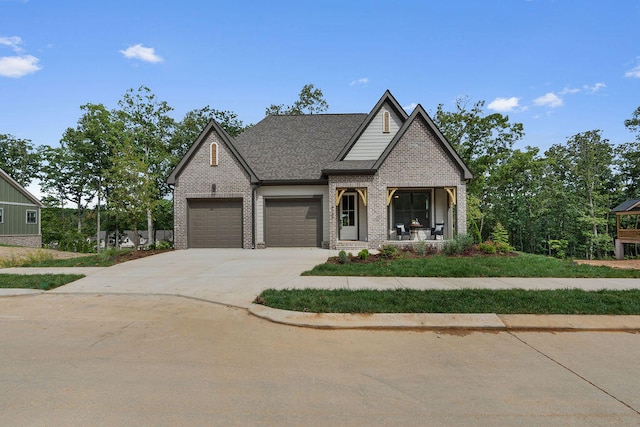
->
[332,186,459,250]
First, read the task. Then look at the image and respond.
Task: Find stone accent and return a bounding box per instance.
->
[0,234,42,248]
[173,130,253,249]
[329,116,469,249]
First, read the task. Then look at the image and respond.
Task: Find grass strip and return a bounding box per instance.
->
[0,274,85,291]
[303,253,640,278]
[258,288,640,315]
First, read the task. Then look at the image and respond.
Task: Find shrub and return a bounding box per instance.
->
[338,250,349,264]
[490,223,512,251]
[414,240,428,256]
[548,239,568,259]
[443,234,474,256]
[358,249,370,260]
[156,240,172,250]
[59,231,94,253]
[479,241,497,254]
[495,242,512,253]
[379,244,399,259]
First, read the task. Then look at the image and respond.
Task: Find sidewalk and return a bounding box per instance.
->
[2,263,640,331]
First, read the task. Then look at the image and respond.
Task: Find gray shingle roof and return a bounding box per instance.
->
[234,114,367,181]
[612,199,640,212]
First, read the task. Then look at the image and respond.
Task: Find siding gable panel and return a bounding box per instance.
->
[344,103,404,161]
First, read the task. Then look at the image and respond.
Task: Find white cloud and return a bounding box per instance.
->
[487,97,520,112]
[0,35,42,77]
[533,92,563,108]
[0,36,24,53]
[625,60,640,78]
[559,86,580,95]
[120,44,163,63]
[349,77,368,86]
[0,54,40,77]
[403,102,418,112]
[585,82,606,92]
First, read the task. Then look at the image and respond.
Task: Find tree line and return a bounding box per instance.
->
[434,98,640,259]
[1,85,638,258]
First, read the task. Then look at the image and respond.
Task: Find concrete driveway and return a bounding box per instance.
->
[51,248,330,308]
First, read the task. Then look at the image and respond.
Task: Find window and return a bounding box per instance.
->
[0,207,3,223]
[210,142,218,166]
[392,191,430,229]
[26,210,37,224]
[383,111,390,133]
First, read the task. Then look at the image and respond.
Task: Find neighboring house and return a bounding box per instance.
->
[612,198,640,259]
[95,230,174,249]
[0,168,43,248]
[167,91,473,250]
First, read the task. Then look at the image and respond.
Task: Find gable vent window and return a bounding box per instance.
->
[383,111,390,133]
[210,142,218,166]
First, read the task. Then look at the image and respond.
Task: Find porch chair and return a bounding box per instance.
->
[395,223,411,240]
[432,223,444,240]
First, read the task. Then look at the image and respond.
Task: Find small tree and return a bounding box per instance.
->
[265,83,329,116]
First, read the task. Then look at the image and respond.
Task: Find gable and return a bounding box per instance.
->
[166,120,258,185]
[0,169,42,207]
[375,105,473,181]
[343,103,404,161]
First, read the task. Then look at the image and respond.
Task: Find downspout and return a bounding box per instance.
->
[169,183,175,248]
[251,183,259,249]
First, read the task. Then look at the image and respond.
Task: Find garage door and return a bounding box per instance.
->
[265,198,322,247]
[188,199,242,248]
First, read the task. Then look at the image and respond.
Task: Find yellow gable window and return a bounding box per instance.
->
[210,142,218,166]
[383,111,390,133]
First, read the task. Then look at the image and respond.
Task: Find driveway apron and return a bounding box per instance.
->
[51,248,331,308]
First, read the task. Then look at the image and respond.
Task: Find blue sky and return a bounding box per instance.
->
[2,0,640,161]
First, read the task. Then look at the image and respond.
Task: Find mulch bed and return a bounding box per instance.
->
[328,246,518,264]
[113,249,173,264]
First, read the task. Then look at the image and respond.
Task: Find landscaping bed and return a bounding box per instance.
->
[1,248,172,268]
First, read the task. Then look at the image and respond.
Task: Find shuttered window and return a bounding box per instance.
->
[210,142,218,166]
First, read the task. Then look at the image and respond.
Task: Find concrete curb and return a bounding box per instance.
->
[0,289,44,297]
[249,304,640,332]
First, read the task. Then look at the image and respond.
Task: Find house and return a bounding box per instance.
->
[94,230,174,249]
[612,198,640,259]
[167,91,473,250]
[0,168,43,248]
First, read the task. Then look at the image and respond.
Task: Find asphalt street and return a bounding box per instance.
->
[1,293,639,426]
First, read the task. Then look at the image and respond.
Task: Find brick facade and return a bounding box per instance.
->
[329,116,468,250]
[170,95,470,250]
[172,130,253,249]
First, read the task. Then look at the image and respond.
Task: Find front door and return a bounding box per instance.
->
[339,193,358,240]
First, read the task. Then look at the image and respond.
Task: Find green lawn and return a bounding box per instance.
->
[257,288,640,314]
[303,253,640,278]
[0,274,85,290]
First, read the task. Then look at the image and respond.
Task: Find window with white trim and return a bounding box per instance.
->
[26,210,37,224]
[0,207,3,223]
[210,142,218,166]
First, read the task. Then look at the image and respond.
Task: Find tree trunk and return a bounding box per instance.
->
[77,198,82,233]
[133,223,139,251]
[147,208,154,248]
